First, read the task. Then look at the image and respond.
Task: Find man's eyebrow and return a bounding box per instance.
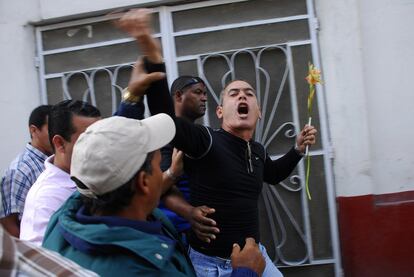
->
[226,87,255,93]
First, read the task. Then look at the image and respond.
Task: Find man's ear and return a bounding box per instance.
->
[174,90,183,103]
[29,125,38,138]
[52,135,66,154]
[136,171,150,195]
[216,105,223,119]
[258,106,262,120]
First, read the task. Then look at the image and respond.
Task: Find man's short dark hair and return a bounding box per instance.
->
[79,152,155,215]
[170,76,205,96]
[28,105,52,129]
[48,100,101,149]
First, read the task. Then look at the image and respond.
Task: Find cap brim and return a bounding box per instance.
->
[142,113,176,152]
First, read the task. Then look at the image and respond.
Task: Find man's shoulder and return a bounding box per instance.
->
[7,146,46,177]
[5,148,31,172]
[25,169,68,203]
[1,155,35,186]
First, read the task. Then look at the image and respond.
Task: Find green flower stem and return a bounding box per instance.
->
[305,154,311,200]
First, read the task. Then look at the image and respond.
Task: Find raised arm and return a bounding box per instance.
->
[116,8,211,157]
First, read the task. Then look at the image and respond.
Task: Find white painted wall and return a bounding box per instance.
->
[359,0,414,195]
[317,0,414,196]
[315,0,374,197]
[0,1,42,174]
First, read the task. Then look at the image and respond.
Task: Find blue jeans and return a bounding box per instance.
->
[188,244,283,277]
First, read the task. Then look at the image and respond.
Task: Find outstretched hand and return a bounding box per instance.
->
[189,205,220,243]
[116,8,162,63]
[231,238,265,276]
[296,125,317,154]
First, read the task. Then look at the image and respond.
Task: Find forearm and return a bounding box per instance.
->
[264,147,303,184]
[0,214,20,237]
[143,59,175,117]
[114,99,145,119]
[162,188,193,220]
[161,171,179,194]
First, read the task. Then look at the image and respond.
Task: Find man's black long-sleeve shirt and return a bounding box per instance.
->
[138,60,303,258]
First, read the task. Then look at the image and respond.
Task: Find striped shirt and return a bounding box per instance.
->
[0,143,48,220]
[0,225,98,276]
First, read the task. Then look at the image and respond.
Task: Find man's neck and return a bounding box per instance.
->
[222,125,254,141]
[53,155,70,173]
[175,109,196,123]
[105,200,148,221]
[30,140,50,156]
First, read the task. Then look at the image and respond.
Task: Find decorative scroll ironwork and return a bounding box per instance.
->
[61,63,134,115]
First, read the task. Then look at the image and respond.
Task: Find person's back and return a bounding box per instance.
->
[0,105,52,237]
[44,192,194,277]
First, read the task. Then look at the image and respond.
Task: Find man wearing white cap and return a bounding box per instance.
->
[42,115,265,277]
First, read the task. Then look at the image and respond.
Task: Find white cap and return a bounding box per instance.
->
[70,114,175,198]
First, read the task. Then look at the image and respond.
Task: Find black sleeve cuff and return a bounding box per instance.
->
[143,57,166,73]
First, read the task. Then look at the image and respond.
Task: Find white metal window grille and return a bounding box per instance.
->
[35,1,341,276]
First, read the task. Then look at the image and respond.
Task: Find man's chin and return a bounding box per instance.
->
[234,120,256,130]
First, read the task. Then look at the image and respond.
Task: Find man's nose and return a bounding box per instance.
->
[201,93,208,101]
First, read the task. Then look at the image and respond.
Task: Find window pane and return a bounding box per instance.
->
[175,20,310,57]
[44,41,141,74]
[177,60,198,76]
[42,13,160,50]
[172,0,307,31]
[46,78,65,104]
[47,67,132,117]
[259,168,307,263]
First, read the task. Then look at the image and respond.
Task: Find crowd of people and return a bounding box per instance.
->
[0,9,317,277]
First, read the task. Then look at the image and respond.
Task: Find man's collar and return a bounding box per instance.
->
[26,143,48,160]
[76,206,163,235]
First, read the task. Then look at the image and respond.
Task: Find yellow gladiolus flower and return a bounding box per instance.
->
[305,64,322,85]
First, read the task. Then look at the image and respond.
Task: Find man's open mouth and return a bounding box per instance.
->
[237,103,249,115]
